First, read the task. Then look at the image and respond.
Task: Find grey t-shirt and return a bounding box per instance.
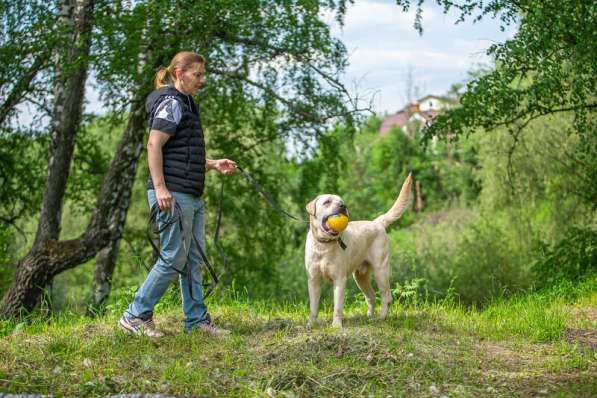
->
[150,97,182,135]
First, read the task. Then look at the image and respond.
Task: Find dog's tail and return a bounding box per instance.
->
[374,173,413,229]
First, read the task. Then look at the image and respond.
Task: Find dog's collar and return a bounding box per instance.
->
[314,236,347,250]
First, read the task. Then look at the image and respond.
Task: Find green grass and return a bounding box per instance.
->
[0,278,595,397]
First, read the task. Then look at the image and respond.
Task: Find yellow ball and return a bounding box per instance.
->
[327,214,349,232]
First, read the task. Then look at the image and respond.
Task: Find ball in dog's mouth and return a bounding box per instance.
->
[323,213,349,236]
[322,217,339,236]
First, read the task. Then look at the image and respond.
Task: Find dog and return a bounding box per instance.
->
[304,173,413,328]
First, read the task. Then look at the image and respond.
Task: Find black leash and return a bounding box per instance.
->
[236,165,306,222]
[144,164,345,303]
[147,202,219,300]
[214,180,230,266]
[236,165,346,249]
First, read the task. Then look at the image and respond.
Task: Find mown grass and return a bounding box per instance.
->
[0,277,595,397]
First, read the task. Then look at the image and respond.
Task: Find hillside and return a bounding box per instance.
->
[1,278,595,397]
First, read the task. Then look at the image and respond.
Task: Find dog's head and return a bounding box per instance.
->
[306,194,349,240]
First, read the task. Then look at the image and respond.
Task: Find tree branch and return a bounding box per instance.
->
[0,56,48,126]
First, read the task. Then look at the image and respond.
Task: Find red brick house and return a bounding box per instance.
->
[379,95,449,138]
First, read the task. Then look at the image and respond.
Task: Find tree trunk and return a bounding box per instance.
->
[89,238,121,313]
[0,94,148,319]
[87,16,154,312]
[415,180,423,213]
[33,0,94,250]
[0,0,95,317]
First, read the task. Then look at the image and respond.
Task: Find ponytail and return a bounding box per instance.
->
[153,51,205,90]
[154,66,171,89]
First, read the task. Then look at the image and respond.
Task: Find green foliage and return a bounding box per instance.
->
[92,0,356,141]
[295,118,480,225]
[532,226,597,289]
[0,0,57,127]
[0,131,47,225]
[390,209,533,306]
[396,0,597,206]
[402,0,597,135]
[64,115,117,215]
[386,111,595,305]
[392,277,427,307]
[474,115,591,224]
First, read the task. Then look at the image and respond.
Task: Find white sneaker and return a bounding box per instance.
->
[119,315,164,338]
[197,321,231,336]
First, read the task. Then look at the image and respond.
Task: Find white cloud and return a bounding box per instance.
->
[339,1,440,34]
[332,0,515,113]
[348,48,472,73]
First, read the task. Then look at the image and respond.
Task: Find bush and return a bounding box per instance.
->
[532,226,597,289]
[391,209,536,306]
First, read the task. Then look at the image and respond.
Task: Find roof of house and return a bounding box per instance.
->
[417,94,444,103]
[379,110,411,136]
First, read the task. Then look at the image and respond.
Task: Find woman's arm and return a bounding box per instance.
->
[147,129,173,211]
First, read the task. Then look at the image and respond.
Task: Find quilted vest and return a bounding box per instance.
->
[145,86,206,197]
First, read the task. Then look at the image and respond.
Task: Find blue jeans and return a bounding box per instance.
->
[125,190,209,331]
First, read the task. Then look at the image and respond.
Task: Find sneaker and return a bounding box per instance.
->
[119,315,164,338]
[197,321,231,337]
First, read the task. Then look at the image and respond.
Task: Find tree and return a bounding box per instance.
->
[0,0,361,318]
[0,0,57,128]
[396,0,597,206]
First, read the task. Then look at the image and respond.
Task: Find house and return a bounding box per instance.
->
[379,95,450,138]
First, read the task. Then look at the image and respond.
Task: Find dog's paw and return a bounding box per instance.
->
[331,319,343,328]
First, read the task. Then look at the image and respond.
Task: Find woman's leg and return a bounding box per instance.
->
[180,197,209,331]
[124,190,187,320]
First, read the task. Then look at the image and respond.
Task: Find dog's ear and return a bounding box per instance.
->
[306,197,318,217]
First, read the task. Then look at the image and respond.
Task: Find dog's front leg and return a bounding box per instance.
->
[307,274,321,328]
[332,277,347,328]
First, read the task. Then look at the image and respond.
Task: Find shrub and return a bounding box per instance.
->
[532,226,597,289]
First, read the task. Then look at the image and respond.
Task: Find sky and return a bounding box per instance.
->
[326,0,516,115]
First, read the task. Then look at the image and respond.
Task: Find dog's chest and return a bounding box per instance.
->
[309,247,346,282]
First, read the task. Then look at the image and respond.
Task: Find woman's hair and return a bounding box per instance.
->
[154,51,205,89]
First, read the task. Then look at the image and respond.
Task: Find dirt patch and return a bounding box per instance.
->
[569,306,597,324]
[564,328,597,351]
[478,341,536,370]
[565,306,597,350]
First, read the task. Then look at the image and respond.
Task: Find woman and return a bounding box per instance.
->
[119,51,236,337]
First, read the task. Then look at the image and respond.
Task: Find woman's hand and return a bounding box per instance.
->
[156,185,174,212]
[213,159,237,175]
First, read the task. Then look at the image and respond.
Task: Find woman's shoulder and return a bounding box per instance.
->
[146,86,180,113]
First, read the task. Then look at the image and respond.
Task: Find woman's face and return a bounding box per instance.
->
[174,62,205,95]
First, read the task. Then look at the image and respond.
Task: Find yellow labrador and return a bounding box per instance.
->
[305,173,413,328]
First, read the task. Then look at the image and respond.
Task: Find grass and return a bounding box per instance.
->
[0,277,595,397]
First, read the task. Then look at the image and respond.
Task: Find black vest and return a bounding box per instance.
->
[146,86,206,197]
